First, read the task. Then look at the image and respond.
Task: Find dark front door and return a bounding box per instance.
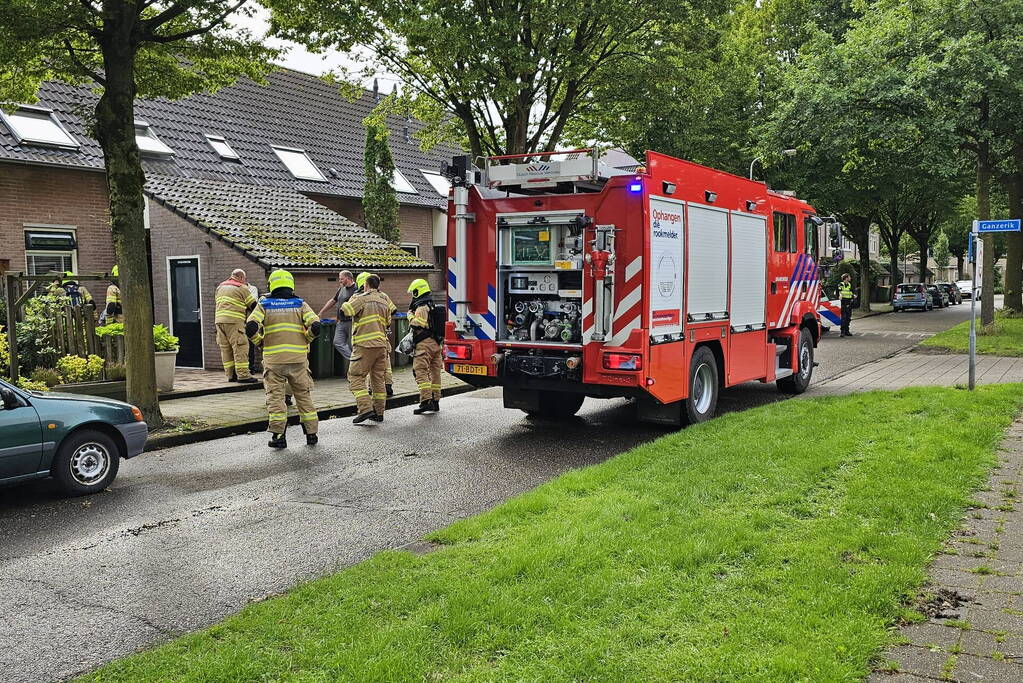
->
[169,257,203,368]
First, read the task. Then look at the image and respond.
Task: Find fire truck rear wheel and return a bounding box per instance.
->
[526,391,585,419]
[682,346,719,426]
[778,327,813,394]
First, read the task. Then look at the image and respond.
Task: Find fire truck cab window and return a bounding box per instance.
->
[773,213,797,253]
[804,217,818,259]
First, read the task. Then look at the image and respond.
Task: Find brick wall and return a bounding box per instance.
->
[0,163,115,297]
[147,199,266,370]
[305,193,445,294]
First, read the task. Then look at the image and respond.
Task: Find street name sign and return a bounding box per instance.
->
[974,219,1022,233]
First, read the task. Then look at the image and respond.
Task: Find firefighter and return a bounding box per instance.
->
[354,271,395,397]
[215,268,258,383]
[408,278,443,414]
[101,265,124,325]
[246,269,321,448]
[58,272,95,310]
[343,273,395,424]
[839,273,855,337]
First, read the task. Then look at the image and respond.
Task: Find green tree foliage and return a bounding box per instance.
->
[0,1,275,425]
[933,230,952,275]
[363,121,401,242]
[269,0,726,157]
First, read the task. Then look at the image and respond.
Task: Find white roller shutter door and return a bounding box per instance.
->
[729,213,767,330]
[686,204,729,320]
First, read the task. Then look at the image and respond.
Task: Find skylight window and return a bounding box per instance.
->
[205,134,239,160]
[134,120,174,156]
[390,169,419,194]
[420,170,451,196]
[0,106,79,148]
[272,146,326,181]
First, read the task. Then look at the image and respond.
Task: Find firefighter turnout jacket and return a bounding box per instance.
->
[341,290,396,348]
[215,277,257,323]
[246,294,319,363]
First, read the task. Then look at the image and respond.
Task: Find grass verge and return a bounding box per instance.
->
[82,386,1023,682]
[919,311,1023,356]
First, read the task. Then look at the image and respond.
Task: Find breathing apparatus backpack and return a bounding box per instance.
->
[63,282,83,306]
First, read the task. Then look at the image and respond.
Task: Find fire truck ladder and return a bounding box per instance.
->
[483,148,632,194]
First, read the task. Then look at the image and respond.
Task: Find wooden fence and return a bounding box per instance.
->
[3,272,121,384]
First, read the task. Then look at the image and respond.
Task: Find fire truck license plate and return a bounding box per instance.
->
[451,363,487,376]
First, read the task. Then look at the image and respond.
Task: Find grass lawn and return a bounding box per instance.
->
[920,311,1023,356]
[82,386,1023,682]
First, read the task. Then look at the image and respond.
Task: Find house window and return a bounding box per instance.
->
[420,170,451,196]
[0,106,79,148]
[773,213,797,253]
[399,243,420,257]
[205,134,239,160]
[135,120,175,156]
[390,169,419,194]
[272,146,326,181]
[24,228,77,276]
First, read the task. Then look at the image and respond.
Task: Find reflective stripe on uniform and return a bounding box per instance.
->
[352,389,369,397]
[353,314,386,328]
[217,309,247,320]
[300,412,317,422]
[268,412,287,420]
[352,331,387,344]
[263,344,310,355]
[264,322,306,334]
[249,310,266,322]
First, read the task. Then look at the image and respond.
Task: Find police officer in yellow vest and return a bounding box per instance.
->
[839,273,855,337]
[246,269,321,448]
[343,273,396,424]
[102,265,124,324]
[408,278,443,414]
[215,268,258,382]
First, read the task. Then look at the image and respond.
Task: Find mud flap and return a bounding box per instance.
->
[503,387,540,412]
[636,394,682,427]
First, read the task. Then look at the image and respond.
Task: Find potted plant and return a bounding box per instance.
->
[153,324,180,392]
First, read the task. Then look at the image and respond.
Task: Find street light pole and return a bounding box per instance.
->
[749,156,764,180]
[749,149,797,181]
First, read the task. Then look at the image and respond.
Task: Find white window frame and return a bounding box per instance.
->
[204,133,239,160]
[390,169,419,194]
[135,120,175,156]
[0,105,80,149]
[23,225,78,276]
[271,145,327,182]
[399,243,420,257]
[419,169,451,196]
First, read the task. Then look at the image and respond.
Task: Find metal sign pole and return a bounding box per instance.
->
[968,222,978,390]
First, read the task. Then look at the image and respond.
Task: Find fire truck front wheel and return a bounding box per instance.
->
[778,327,814,394]
[682,346,719,426]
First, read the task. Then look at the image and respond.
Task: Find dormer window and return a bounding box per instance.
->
[135,120,175,156]
[390,169,418,194]
[0,106,79,149]
[420,170,451,196]
[205,134,239,161]
[272,145,326,181]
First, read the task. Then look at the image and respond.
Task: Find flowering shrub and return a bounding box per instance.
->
[55,354,105,384]
[96,322,178,352]
[0,325,8,377]
[16,377,49,392]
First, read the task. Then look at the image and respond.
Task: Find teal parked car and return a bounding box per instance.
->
[0,378,148,495]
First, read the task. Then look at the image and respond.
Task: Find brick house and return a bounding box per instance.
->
[0,69,459,370]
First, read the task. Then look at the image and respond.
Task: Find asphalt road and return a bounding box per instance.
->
[0,300,978,682]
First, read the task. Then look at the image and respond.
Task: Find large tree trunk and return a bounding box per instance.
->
[1002,142,1022,315]
[96,13,163,427]
[854,230,872,311]
[915,235,930,284]
[956,254,965,280]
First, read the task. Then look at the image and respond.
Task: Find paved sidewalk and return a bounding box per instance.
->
[152,364,469,448]
[813,352,1023,395]
[870,418,1023,682]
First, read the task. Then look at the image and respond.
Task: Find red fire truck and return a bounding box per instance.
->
[441,149,826,425]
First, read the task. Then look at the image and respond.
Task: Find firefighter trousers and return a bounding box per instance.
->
[263,362,317,435]
[413,338,443,402]
[349,345,388,415]
[216,322,250,380]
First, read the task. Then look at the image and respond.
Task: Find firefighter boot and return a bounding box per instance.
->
[268,432,287,449]
[414,400,437,415]
[353,411,377,425]
[370,412,384,422]
[386,384,394,397]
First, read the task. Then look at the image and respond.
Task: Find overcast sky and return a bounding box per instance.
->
[238,5,399,88]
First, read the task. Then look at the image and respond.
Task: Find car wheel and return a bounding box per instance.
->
[682,346,719,426]
[52,429,120,496]
[779,327,814,395]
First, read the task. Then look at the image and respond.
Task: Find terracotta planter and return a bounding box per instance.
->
[155,350,178,392]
